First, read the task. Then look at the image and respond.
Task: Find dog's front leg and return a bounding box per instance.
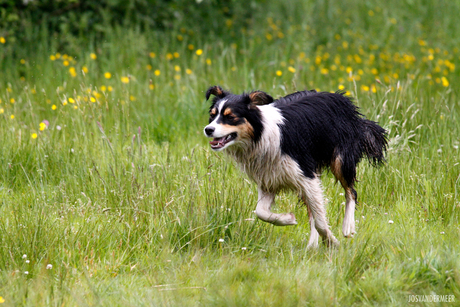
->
[255,188,297,226]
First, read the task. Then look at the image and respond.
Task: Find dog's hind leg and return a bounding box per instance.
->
[331,155,357,238]
[300,177,339,247]
[256,188,297,226]
[306,205,319,249]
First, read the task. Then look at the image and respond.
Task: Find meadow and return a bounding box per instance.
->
[0,0,459,305]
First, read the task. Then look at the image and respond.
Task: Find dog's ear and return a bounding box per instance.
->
[248,91,274,105]
[206,85,227,101]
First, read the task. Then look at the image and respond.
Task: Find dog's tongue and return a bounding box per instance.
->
[210,137,225,147]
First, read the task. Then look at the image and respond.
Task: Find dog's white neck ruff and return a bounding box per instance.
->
[227,104,303,193]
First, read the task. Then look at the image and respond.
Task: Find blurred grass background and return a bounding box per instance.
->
[0,0,459,306]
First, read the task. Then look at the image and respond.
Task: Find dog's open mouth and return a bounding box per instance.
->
[210,133,237,150]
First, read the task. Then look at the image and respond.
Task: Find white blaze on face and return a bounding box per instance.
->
[203,99,227,137]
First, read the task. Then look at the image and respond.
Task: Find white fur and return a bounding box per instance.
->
[342,191,356,237]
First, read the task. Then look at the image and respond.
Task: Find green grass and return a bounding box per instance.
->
[1,0,459,305]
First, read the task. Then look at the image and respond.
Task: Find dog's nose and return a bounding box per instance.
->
[204,126,215,136]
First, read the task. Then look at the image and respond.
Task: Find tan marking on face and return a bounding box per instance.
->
[223,108,232,116]
[236,119,254,140]
[210,108,217,115]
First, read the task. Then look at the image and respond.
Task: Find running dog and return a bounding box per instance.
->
[203,86,387,248]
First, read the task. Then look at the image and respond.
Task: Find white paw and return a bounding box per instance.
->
[307,231,319,249]
[342,220,356,238]
[272,212,297,226]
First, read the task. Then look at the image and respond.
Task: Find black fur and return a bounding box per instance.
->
[275,90,387,186]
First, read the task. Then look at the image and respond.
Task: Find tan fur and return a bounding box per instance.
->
[330,154,345,185]
[223,108,232,116]
[249,91,272,105]
[210,108,217,116]
[237,119,254,140]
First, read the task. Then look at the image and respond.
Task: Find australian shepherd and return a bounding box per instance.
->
[203,85,387,248]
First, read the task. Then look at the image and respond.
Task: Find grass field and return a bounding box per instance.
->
[0,0,459,305]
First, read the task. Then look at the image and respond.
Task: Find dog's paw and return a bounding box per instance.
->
[288,213,298,225]
[342,219,356,238]
[271,212,297,226]
[307,235,319,250]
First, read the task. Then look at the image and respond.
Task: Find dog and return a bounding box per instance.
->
[203,85,387,248]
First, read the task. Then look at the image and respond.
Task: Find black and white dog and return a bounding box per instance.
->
[203,86,387,247]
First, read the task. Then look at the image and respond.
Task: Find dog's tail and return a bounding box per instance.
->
[362,119,388,166]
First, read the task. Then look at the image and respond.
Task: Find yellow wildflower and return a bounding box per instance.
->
[154,70,161,76]
[82,66,89,74]
[196,49,203,56]
[146,64,152,70]
[441,77,449,87]
[188,44,194,50]
[68,98,75,103]
[149,52,156,58]
[174,52,180,58]
[32,133,38,139]
[90,53,97,60]
[206,59,212,65]
[10,98,15,104]
[39,122,46,131]
[52,104,57,110]
[108,86,113,92]
[104,72,112,79]
[63,60,69,66]
[101,85,107,92]
[288,66,296,73]
[149,84,155,90]
[10,115,15,119]
[0,37,5,44]
[174,65,181,72]
[50,55,56,61]
[69,67,77,77]
[0,108,4,114]
[121,76,130,84]
[276,70,282,76]
[90,97,96,103]
[186,69,192,75]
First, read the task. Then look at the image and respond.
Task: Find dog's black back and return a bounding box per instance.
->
[274,90,387,187]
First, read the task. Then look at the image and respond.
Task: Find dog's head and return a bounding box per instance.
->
[203,85,273,151]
